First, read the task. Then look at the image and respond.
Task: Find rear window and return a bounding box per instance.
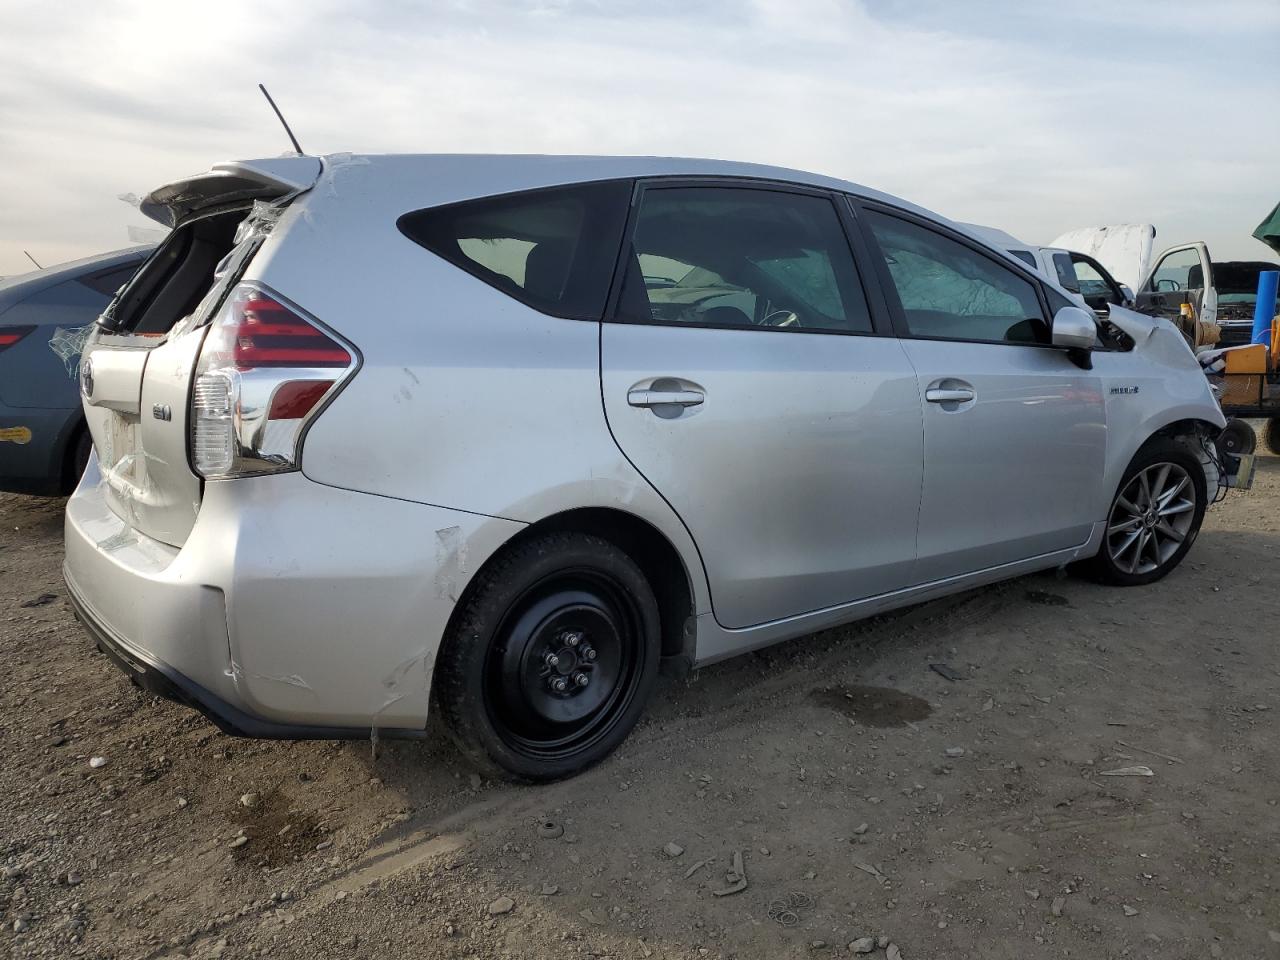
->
[398,180,633,320]
[1051,252,1080,292]
[78,262,143,297]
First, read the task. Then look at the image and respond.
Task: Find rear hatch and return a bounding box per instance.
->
[80,157,321,546]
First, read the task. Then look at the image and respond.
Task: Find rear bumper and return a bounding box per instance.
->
[63,460,524,731]
[68,575,425,739]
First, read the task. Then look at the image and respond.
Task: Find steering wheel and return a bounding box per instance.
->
[761,309,800,328]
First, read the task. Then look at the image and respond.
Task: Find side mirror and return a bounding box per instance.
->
[1052,305,1097,350]
[1119,284,1135,305]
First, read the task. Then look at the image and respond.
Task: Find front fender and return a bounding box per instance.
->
[1095,306,1224,510]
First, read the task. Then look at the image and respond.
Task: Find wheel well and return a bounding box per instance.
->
[1149,418,1221,448]
[480,509,695,662]
[1145,417,1224,493]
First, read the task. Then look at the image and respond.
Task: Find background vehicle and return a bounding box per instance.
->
[1137,247,1278,348]
[0,247,151,494]
[1053,225,1280,349]
[961,224,1132,319]
[64,155,1226,781]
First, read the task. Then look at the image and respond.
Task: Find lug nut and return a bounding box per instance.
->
[550,677,569,693]
[544,652,560,667]
[583,647,597,662]
[565,632,582,647]
[573,672,590,688]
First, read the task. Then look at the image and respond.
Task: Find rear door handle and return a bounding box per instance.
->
[925,387,975,403]
[627,388,704,408]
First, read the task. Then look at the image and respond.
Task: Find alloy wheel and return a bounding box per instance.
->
[1105,462,1196,576]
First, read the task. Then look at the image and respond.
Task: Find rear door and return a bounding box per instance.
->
[1133,242,1215,342]
[80,158,320,546]
[856,203,1106,583]
[601,181,924,630]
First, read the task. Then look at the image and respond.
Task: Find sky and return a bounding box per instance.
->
[1,0,1277,276]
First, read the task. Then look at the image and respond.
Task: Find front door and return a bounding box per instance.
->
[857,204,1107,584]
[1134,242,1216,343]
[601,182,924,630]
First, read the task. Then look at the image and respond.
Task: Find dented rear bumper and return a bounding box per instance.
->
[68,577,427,740]
[63,458,523,732]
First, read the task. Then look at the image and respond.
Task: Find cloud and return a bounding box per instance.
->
[1,0,1276,274]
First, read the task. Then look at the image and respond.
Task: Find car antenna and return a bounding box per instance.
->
[23,250,42,269]
[258,83,304,155]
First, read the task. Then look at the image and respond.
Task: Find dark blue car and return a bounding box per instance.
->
[0,247,151,495]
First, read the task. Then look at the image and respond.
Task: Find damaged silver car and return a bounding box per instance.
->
[65,154,1230,780]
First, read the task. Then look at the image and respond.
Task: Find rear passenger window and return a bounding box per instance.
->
[397,180,632,320]
[864,211,1049,345]
[616,187,872,334]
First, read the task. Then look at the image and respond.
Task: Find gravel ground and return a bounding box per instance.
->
[2,454,1279,959]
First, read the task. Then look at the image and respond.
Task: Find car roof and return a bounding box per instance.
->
[305,152,961,226]
[312,153,1065,276]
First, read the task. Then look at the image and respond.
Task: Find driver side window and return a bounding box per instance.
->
[1145,248,1202,293]
[863,210,1050,345]
[616,186,873,334]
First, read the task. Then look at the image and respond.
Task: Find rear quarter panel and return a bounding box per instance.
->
[242,167,712,619]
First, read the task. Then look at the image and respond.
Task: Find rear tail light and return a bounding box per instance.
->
[0,325,36,352]
[191,285,357,479]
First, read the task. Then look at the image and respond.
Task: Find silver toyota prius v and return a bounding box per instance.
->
[64,154,1228,780]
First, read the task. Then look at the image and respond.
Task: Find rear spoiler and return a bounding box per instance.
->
[140,157,323,228]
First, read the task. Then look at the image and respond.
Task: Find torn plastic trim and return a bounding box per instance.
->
[319,152,371,199]
[48,323,94,378]
[165,196,296,342]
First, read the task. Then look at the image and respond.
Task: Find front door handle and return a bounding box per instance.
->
[627,388,704,408]
[624,378,706,409]
[925,387,975,403]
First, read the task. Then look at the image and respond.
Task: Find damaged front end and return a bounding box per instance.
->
[1104,305,1252,492]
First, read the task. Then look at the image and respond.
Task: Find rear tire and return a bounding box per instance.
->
[1084,439,1207,586]
[434,532,660,782]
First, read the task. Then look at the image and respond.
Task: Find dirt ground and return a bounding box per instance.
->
[3,454,1280,960]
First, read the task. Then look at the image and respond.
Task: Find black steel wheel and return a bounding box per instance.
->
[1084,438,1207,586]
[435,532,660,781]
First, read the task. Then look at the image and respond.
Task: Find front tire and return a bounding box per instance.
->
[1086,439,1207,586]
[434,532,660,782]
